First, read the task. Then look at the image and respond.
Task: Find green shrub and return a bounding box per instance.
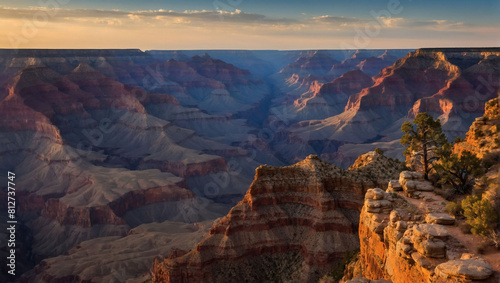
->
[374,148,384,155]
[445,201,462,216]
[462,195,499,236]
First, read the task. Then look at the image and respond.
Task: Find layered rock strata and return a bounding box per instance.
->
[152,155,370,283]
[343,172,496,283]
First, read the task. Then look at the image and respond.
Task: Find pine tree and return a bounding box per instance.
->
[400,113,447,180]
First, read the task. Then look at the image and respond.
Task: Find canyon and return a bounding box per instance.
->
[0,48,498,282]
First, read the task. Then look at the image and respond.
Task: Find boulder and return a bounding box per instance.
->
[416,181,434,191]
[365,188,393,214]
[425,213,455,225]
[366,188,386,200]
[389,210,401,223]
[399,171,413,184]
[413,224,449,240]
[414,238,446,258]
[398,171,434,194]
[365,199,393,214]
[435,259,494,280]
[387,180,402,192]
[411,172,424,180]
[410,224,449,258]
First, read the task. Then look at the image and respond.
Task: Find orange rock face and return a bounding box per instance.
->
[345,177,497,283]
[152,155,370,283]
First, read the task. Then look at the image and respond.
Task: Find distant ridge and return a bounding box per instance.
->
[418,47,500,52]
[0,48,145,57]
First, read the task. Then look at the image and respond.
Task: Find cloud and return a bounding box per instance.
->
[0,6,497,50]
[379,17,467,29]
[0,6,297,26]
[0,6,474,31]
[311,15,365,25]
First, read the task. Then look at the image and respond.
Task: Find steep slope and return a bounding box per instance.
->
[342,173,498,283]
[269,70,374,123]
[280,51,340,77]
[0,62,262,273]
[328,49,398,78]
[152,155,371,283]
[278,48,500,166]
[453,98,500,212]
[410,55,500,139]
[453,98,499,158]
[341,100,500,283]
[348,150,403,185]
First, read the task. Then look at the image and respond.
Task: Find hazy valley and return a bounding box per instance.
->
[0,47,499,282]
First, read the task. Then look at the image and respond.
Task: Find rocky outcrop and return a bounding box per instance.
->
[343,172,497,283]
[435,254,494,281]
[453,97,500,219]
[454,98,499,159]
[152,155,370,283]
[397,171,434,197]
[349,151,402,188]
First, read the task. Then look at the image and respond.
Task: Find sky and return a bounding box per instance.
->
[0,0,499,50]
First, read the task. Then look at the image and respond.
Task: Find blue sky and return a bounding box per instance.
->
[0,0,499,49]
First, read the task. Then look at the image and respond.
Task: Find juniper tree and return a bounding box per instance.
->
[435,148,482,194]
[400,113,447,180]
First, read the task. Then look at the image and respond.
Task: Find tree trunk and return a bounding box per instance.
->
[422,133,429,180]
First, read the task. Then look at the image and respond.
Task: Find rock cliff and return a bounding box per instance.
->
[152,155,371,283]
[278,48,499,167]
[341,171,498,283]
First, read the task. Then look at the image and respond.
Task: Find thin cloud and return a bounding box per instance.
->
[379,17,467,29]
[0,6,497,49]
[0,6,298,25]
[311,15,365,24]
[0,6,474,30]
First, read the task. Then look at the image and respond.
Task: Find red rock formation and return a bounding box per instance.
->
[327,50,387,79]
[281,51,340,76]
[320,70,374,97]
[0,51,257,268]
[152,155,369,283]
[453,98,499,158]
[346,50,462,113]
[408,55,500,136]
